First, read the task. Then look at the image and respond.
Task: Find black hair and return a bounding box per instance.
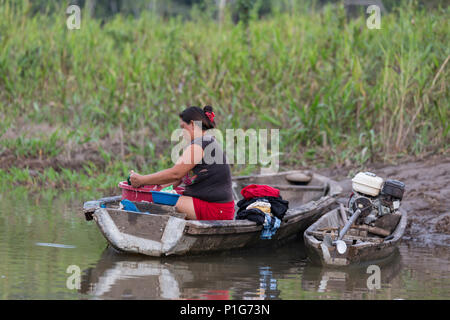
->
[179,106,216,130]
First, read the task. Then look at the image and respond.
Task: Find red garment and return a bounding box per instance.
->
[241,184,280,199]
[193,197,235,220]
[201,290,230,300]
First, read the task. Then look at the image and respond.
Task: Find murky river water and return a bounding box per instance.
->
[0,190,449,300]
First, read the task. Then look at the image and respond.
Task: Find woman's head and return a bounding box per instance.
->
[179,106,216,140]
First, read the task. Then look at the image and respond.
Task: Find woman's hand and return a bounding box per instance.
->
[127,145,201,187]
[129,170,144,188]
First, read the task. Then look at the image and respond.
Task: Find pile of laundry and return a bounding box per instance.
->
[236,184,289,239]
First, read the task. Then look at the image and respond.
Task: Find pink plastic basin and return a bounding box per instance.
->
[118,181,184,203]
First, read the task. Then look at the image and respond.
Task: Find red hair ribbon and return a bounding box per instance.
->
[205,111,215,122]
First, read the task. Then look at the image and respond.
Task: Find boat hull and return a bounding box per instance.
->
[303,208,408,267]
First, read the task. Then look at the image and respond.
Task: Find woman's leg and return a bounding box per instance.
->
[175,196,197,220]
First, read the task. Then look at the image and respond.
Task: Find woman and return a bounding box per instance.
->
[129,106,235,220]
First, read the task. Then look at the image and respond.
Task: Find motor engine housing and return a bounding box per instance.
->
[348,173,405,225]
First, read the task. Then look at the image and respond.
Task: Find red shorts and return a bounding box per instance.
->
[192,197,235,220]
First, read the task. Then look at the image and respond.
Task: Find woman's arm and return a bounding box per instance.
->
[160,180,182,189]
[130,143,203,187]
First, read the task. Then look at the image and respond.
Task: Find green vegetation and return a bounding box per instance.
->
[0,0,448,192]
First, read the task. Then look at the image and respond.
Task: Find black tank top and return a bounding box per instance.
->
[182,135,234,203]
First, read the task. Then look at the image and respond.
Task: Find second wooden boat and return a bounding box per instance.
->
[303,206,407,267]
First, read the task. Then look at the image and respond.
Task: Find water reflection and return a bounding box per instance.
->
[302,251,403,299]
[79,241,450,300]
[1,190,449,300]
[80,243,305,300]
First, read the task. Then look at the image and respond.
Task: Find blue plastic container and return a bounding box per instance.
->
[150,191,181,206]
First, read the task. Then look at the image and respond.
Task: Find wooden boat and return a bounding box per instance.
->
[83,170,342,257]
[303,206,407,267]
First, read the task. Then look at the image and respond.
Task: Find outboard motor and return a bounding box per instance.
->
[348,172,405,225]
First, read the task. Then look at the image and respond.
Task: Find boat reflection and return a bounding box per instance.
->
[80,249,190,299]
[301,249,403,299]
[80,242,404,300]
[80,243,306,300]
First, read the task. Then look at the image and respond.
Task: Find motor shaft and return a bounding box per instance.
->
[338,209,361,240]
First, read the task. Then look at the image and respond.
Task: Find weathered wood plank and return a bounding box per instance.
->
[242,183,325,191]
[339,203,349,224]
[306,230,384,244]
[108,209,169,242]
[184,220,262,235]
[83,196,122,213]
[352,224,391,237]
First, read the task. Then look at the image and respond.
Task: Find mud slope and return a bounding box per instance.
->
[319,156,450,247]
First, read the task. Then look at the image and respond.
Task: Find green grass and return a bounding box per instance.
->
[0,0,448,191]
[0,131,62,158]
